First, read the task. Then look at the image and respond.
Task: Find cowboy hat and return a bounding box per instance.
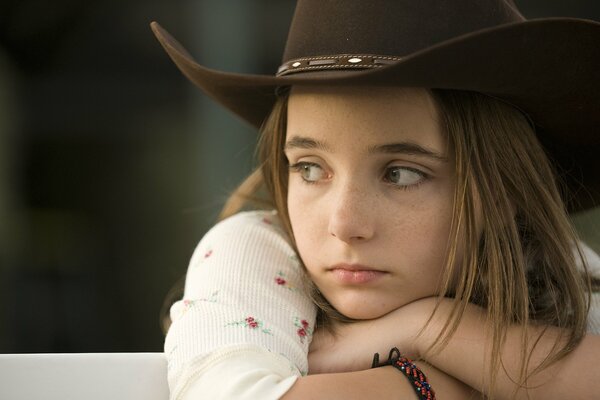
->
[151,0,600,211]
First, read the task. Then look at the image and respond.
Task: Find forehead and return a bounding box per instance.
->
[287,85,445,152]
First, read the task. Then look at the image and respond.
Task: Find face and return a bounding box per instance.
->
[285,86,456,320]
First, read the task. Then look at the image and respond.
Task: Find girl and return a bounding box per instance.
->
[153,0,600,398]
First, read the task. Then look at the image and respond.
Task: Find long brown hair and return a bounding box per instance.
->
[428,90,593,397]
[165,87,596,398]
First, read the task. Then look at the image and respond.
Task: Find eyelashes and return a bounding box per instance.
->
[288,161,429,190]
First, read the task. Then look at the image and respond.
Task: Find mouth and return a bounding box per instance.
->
[328,263,388,284]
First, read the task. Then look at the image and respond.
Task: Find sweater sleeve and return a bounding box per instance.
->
[581,242,600,334]
[164,210,316,400]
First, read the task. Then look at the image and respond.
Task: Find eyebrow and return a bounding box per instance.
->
[284,136,334,152]
[284,135,447,162]
[368,142,448,161]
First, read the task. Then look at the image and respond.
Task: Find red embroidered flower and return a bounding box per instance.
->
[204,249,213,259]
[294,317,313,343]
[245,317,258,328]
[262,217,272,225]
[275,277,286,285]
[227,317,272,335]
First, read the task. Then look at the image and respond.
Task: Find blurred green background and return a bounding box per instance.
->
[0,0,598,353]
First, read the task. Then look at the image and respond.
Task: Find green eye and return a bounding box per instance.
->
[384,167,425,187]
[289,162,326,183]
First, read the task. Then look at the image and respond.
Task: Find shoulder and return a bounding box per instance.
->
[206,210,289,242]
[216,209,283,231]
[188,210,294,267]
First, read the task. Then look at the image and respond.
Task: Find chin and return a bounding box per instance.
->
[331,300,392,320]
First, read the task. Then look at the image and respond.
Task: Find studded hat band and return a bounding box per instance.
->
[276,54,403,76]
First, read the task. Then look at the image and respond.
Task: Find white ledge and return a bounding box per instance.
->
[0,352,168,400]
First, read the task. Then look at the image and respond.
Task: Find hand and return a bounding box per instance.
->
[308,297,442,374]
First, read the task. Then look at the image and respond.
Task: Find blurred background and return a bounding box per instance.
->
[0,0,598,353]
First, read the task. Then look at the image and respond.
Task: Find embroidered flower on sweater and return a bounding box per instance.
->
[274,271,297,291]
[193,247,213,267]
[261,213,288,235]
[200,290,219,302]
[181,291,219,313]
[289,253,303,269]
[294,317,313,343]
[226,316,273,335]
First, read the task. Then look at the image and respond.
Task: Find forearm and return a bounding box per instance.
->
[284,363,478,399]
[419,301,600,399]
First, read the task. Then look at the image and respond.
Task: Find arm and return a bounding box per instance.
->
[181,350,476,400]
[304,300,480,399]
[166,212,477,399]
[284,363,478,399]
[309,297,600,399]
[417,299,600,400]
[165,211,316,400]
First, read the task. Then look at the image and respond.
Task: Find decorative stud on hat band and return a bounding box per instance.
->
[277,54,402,76]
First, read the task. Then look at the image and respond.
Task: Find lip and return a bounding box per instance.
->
[328,263,388,284]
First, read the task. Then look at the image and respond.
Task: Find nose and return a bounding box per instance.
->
[327,181,375,243]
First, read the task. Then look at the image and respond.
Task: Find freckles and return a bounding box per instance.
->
[386,202,450,250]
[386,200,422,230]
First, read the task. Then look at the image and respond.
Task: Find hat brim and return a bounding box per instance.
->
[151,19,600,211]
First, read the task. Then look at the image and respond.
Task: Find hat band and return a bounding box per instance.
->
[276,54,402,76]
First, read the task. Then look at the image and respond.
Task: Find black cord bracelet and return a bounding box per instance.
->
[371,348,436,400]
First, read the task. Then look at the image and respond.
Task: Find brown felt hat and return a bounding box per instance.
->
[151,0,600,211]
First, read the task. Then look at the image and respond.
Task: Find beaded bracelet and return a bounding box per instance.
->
[371,347,436,400]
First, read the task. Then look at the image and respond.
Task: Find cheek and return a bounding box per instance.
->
[286,182,302,234]
[287,183,326,269]
[393,194,455,275]
[287,184,312,251]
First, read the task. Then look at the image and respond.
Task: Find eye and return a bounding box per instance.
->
[289,162,328,183]
[383,166,425,188]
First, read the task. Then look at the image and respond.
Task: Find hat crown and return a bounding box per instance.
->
[282,0,525,62]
